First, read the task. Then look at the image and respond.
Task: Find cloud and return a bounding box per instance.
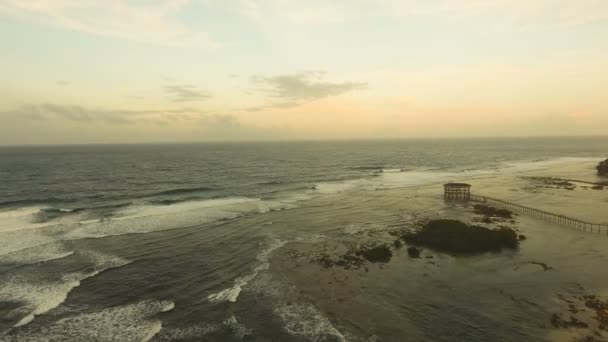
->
[0,103,197,125]
[199,114,239,127]
[6,103,138,124]
[244,101,299,112]
[164,84,211,102]
[245,71,366,112]
[227,1,608,31]
[250,71,366,110]
[0,0,218,48]
[56,80,70,86]
[2,103,243,128]
[0,103,290,144]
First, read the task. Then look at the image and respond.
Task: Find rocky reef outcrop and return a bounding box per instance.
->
[400,219,519,255]
[598,159,608,176]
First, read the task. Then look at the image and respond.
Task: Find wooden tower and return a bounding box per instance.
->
[444,183,471,201]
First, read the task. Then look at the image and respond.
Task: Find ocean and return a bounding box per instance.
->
[1,137,607,341]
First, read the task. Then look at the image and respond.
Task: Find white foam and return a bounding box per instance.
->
[157,315,250,340]
[0,207,41,219]
[115,197,257,219]
[2,299,174,342]
[161,301,175,312]
[313,179,365,194]
[66,198,292,240]
[276,302,345,342]
[366,157,604,191]
[1,243,74,265]
[0,207,89,234]
[0,197,294,257]
[0,251,131,328]
[207,284,242,303]
[142,321,163,342]
[501,157,602,173]
[247,268,373,341]
[343,223,384,235]
[311,169,484,194]
[208,239,286,303]
[0,207,47,233]
[248,274,348,341]
[222,315,253,339]
[382,168,403,173]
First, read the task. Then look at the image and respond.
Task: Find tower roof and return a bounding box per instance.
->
[444,183,471,188]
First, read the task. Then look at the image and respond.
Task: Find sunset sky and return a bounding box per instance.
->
[1,0,607,144]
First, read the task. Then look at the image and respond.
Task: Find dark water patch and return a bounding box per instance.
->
[0,301,26,332]
[40,207,86,214]
[257,180,284,186]
[0,197,79,208]
[153,187,217,196]
[264,185,316,196]
[148,197,202,206]
[349,166,384,170]
[30,207,86,223]
[0,195,128,209]
[54,220,267,316]
[87,202,133,210]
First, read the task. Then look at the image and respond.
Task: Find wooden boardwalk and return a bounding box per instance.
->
[470,194,608,234]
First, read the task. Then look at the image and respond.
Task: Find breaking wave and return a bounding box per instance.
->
[1,299,174,342]
[0,251,131,328]
[208,239,287,303]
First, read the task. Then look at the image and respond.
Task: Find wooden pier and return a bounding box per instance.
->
[470,194,608,234]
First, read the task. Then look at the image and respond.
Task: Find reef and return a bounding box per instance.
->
[551,314,589,329]
[473,204,513,219]
[472,204,516,224]
[598,159,608,176]
[550,292,608,341]
[398,219,519,255]
[406,246,421,258]
[524,176,577,190]
[523,176,608,191]
[312,243,392,269]
[355,244,392,263]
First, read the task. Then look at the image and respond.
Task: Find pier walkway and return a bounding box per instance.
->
[470,194,608,234]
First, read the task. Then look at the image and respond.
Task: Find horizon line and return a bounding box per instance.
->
[1,134,608,148]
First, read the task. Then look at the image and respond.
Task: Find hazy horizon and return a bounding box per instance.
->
[1,134,608,148]
[1,1,608,144]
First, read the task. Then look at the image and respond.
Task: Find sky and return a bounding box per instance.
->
[1,0,607,144]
